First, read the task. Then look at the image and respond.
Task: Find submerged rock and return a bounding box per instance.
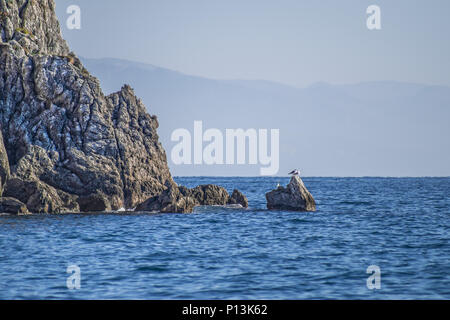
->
[266,176,316,212]
[0,197,29,215]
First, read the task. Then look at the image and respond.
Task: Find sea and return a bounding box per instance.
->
[0,177,449,299]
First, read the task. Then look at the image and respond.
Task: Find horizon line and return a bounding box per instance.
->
[80,56,450,90]
[173,176,450,178]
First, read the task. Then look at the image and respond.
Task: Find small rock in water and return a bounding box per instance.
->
[135,181,196,213]
[0,197,29,215]
[227,189,249,208]
[183,184,230,206]
[136,182,249,213]
[266,176,316,212]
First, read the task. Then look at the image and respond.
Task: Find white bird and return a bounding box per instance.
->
[289,169,300,176]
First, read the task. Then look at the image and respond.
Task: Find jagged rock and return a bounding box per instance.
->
[135,181,196,213]
[77,192,111,212]
[0,197,29,215]
[228,189,249,208]
[266,176,316,212]
[0,129,9,196]
[0,0,173,213]
[0,0,246,214]
[106,85,171,208]
[137,183,249,213]
[3,178,79,213]
[182,185,230,206]
[0,0,70,56]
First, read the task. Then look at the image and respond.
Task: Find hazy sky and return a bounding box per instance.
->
[55,0,450,88]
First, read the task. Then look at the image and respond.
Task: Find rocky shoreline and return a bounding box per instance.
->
[0,0,249,215]
[0,1,316,215]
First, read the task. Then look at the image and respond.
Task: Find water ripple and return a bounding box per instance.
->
[0,177,449,299]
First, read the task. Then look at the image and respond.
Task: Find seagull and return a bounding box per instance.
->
[289,169,300,176]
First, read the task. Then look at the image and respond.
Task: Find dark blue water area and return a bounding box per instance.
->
[0,177,449,299]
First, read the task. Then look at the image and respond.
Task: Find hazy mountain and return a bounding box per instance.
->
[82,57,450,177]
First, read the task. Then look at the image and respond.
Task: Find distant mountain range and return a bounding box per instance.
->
[82,57,450,177]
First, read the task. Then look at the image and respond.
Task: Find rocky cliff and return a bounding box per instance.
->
[0,0,244,214]
[0,129,8,196]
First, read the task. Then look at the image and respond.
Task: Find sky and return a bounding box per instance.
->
[51,1,450,177]
[55,0,450,88]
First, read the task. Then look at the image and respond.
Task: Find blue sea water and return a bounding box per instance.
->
[0,177,449,300]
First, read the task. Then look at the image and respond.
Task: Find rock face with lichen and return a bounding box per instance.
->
[266,176,316,212]
[0,0,246,214]
[0,130,9,196]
